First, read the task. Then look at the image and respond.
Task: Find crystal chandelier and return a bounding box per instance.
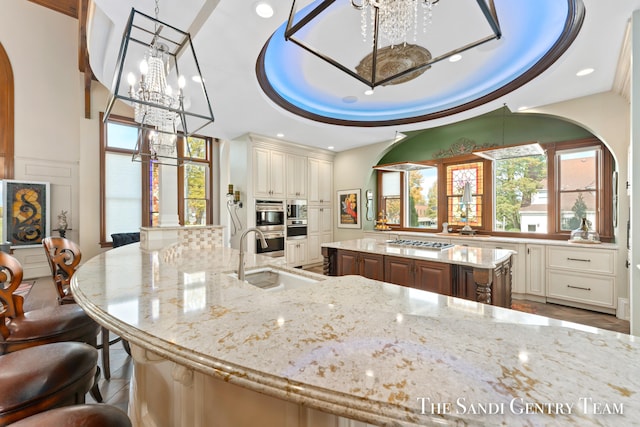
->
[285,0,501,89]
[128,40,182,158]
[104,0,214,166]
[352,0,439,47]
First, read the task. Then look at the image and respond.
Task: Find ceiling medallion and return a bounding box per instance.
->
[355,44,432,86]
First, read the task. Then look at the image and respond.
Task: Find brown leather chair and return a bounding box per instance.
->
[42,236,125,379]
[9,404,131,427]
[0,252,102,402]
[0,342,98,426]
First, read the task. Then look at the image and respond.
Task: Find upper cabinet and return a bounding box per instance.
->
[308,158,333,205]
[253,147,286,199]
[286,153,307,199]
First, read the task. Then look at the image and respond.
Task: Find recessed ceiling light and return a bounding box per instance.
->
[449,54,462,63]
[576,68,594,77]
[364,89,374,96]
[276,133,284,138]
[255,2,274,18]
[327,146,335,150]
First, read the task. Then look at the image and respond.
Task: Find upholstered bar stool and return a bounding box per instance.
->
[9,404,131,427]
[0,252,102,402]
[0,342,98,426]
[42,236,124,379]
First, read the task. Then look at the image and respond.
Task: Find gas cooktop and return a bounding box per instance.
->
[386,239,454,251]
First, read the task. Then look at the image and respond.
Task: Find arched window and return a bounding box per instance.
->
[0,43,14,179]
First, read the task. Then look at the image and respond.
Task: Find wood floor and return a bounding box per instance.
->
[22,274,630,413]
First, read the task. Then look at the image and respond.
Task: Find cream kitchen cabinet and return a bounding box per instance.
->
[286,239,308,267]
[253,147,286,199]
[546,245,616,313]
[525,244,546,299]
[307,206,333,264]
[286,153,307,199]
[308,158,332,205]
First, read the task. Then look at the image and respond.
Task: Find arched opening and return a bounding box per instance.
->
[0,43,14,178]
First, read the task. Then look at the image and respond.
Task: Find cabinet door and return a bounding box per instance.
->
[320,207,332,233]
[455,265,476,301]
[384,256,413,286]
[525,244,545,296]
[269,150,286,198]
[360,253,384,281]
[318,160,333,204]
[253,147,271,198]
[286,154,307,198]
[309,158,333,204]
[286,240,307,267]
[307,234,321,265]
[337,250,360,276]
[413,260,452,295]
[307,206,320,234]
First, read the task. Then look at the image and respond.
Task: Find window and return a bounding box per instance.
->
[100,114,215,246]
[378,167,438,228]
[375,138,614,241]
[408,168,437,228]
[379,171,401,224]
[179,137,211,226]
[446,161,483,229]
[494,152,547,233]
[557,146,600,232]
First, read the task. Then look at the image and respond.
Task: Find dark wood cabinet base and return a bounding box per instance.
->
[323,247,512,308]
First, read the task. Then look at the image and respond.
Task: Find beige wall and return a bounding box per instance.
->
[0,0,82,276]
[0,1,133,274]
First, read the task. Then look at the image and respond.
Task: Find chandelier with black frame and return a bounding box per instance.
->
[103,0,214,166]
[284,0,502,89]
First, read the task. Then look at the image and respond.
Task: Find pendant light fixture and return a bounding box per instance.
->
[103,0,215,166]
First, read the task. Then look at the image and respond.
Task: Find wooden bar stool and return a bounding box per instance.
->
[0,252,102,402]
[42,236,126,379]
[9,404,131,427]
[0,342,98,426]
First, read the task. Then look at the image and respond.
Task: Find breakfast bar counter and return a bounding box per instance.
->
[71,241,640,427]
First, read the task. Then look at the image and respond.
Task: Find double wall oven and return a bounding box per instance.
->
[255,200,285,257]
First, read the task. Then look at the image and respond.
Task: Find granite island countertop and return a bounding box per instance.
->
[71,242,639,426]
[322,238,514,269]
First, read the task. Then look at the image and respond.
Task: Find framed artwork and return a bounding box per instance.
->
[337,189,361,229]
[2,180,51,247]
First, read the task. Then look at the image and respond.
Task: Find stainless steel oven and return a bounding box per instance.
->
[256,230,285,257]
[256,200,285,229]
[256,200,285,257]
[287,199,307,240]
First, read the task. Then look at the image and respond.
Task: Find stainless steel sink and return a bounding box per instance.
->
[229,268,320,291]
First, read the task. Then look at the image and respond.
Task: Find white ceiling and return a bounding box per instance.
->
[87,0,640,152]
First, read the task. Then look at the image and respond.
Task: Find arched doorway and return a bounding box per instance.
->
[0,42,15,179]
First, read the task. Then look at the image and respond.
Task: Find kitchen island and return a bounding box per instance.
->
[71,240,639,427]
[322,238,514,308]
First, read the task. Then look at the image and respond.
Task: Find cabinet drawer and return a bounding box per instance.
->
[547,246,614,274]
[547,270,615,308]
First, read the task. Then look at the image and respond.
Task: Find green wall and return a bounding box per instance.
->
[378,107,595,164]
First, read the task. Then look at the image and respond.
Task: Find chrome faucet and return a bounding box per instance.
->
[238,228,268,281]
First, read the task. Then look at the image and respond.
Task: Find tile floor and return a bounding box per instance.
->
[23,273,631,413]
